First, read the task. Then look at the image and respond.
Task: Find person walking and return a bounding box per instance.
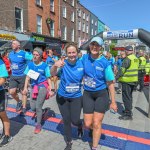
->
[0,57,12,147]
[51,43,84,150]
[23,47,53,134]
[82,37,117,150]
[116,46,139,120]
[46,48,58,92]
[138,50,146,92]
[9,40,33,115]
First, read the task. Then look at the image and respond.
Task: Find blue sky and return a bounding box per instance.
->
[80,0,150,31]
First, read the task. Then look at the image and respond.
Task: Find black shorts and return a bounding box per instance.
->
[0,90,6,112]
[9,75,26,90]
[83,89,110,114]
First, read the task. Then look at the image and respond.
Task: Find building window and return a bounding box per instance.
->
[50,0,54,12]
[62,7,66,18]
[95,30,97,35]
[36,0,41,6]
[62,26,67,40]
[71,12,74,22]
[78,36,81,47]
[86,25,88,33]
[83,12,85,19]
[78,21,81,30]
[95,21,97,26]
[91,28,93,36]
[86,15,89,21]
[37,15,42,34]
[50,20,54,37]
[71,29,74,42]
[82,23,85,32]
[71,0,74,6]
[15,7,23,32]
[91,19,93,24]
[78,9,81,17]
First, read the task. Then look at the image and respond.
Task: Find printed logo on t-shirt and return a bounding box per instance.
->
[38,69,44,72]
[96,66,104,71]
[17,55,23,58]
[77,68,83,71]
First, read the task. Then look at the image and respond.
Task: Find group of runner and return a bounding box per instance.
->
[0,37,118,150]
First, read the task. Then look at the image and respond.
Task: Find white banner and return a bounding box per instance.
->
[103,29,138,40]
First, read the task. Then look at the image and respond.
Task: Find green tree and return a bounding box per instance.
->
[109,44,118,57]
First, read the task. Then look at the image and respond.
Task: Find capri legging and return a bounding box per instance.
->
[56,94,82,142]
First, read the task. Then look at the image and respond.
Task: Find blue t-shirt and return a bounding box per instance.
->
[115,58,123,70]
[46,55,58,69]
[0,59,8,91]
[9,50,33,76]
[82,54,114,91]
[108,57,115,69]
[24,61,50,87]
[58,59,84,98]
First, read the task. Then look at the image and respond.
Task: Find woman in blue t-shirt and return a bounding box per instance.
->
[51,43,84,150]
[23,47,53,134]
[82,37,118,150]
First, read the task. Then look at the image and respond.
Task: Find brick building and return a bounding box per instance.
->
[77,2,90,47]
[60,0,77,43]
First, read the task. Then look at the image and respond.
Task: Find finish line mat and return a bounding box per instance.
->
[6,104,150,150]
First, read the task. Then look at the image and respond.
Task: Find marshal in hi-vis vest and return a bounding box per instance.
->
[119,54,139,83]
[138,56,146,70]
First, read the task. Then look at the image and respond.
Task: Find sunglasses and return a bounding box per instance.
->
[90,43,100,47]
[33,54,40,57]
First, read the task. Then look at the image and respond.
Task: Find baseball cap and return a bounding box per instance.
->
[90,37,104,46]
[33,47,43,57]
[125,46,133,51]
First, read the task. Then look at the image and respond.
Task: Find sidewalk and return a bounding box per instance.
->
[1,86,150,150]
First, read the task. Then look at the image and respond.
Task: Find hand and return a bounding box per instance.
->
[110,102,118,112]
[48,90,54,97]
[54,58,65,68]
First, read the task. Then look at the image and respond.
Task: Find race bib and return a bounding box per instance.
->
[84,76,96,88]
[11,63,18,70]
[66,83,80,93]
[27,69,40,80]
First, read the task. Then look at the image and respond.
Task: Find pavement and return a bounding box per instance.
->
[1,84,150,150]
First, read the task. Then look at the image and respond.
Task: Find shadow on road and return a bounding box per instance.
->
[10,115,27,137]
[135,107,148,117]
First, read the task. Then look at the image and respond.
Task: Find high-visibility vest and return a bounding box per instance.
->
[145,62,150,75]
[119,54,139,83]
[138,56,146,70]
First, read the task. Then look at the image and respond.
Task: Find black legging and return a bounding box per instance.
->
[56,94,82,142]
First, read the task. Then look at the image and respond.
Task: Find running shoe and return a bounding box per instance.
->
[34,124,42,134]
[64,142,72,150]
[0,135,13,147]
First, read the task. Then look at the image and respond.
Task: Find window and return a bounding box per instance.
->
[36,0,41,6]
[82,23,85,32]
[15,7,23,32]
[62,7,66,18]
[71,29,74,42]
[95,30,97,35]
[86,15,89,21]
[91,19,93,24]
[86,25,88,33]
[95,21,97,26]
[83,12,85,19]
[91,28,93,36]
[78,36,81,47]
[37,15,42,34]
[78,9,81,17]
[50,0,54,12]
[62,26,67,40]
[78,21,81,30]
[71,12,74,22]
[71,0,74,6]
[50,20,54,37]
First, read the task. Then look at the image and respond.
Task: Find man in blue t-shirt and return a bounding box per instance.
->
[46,48,58,92]
[9,40,33,114]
